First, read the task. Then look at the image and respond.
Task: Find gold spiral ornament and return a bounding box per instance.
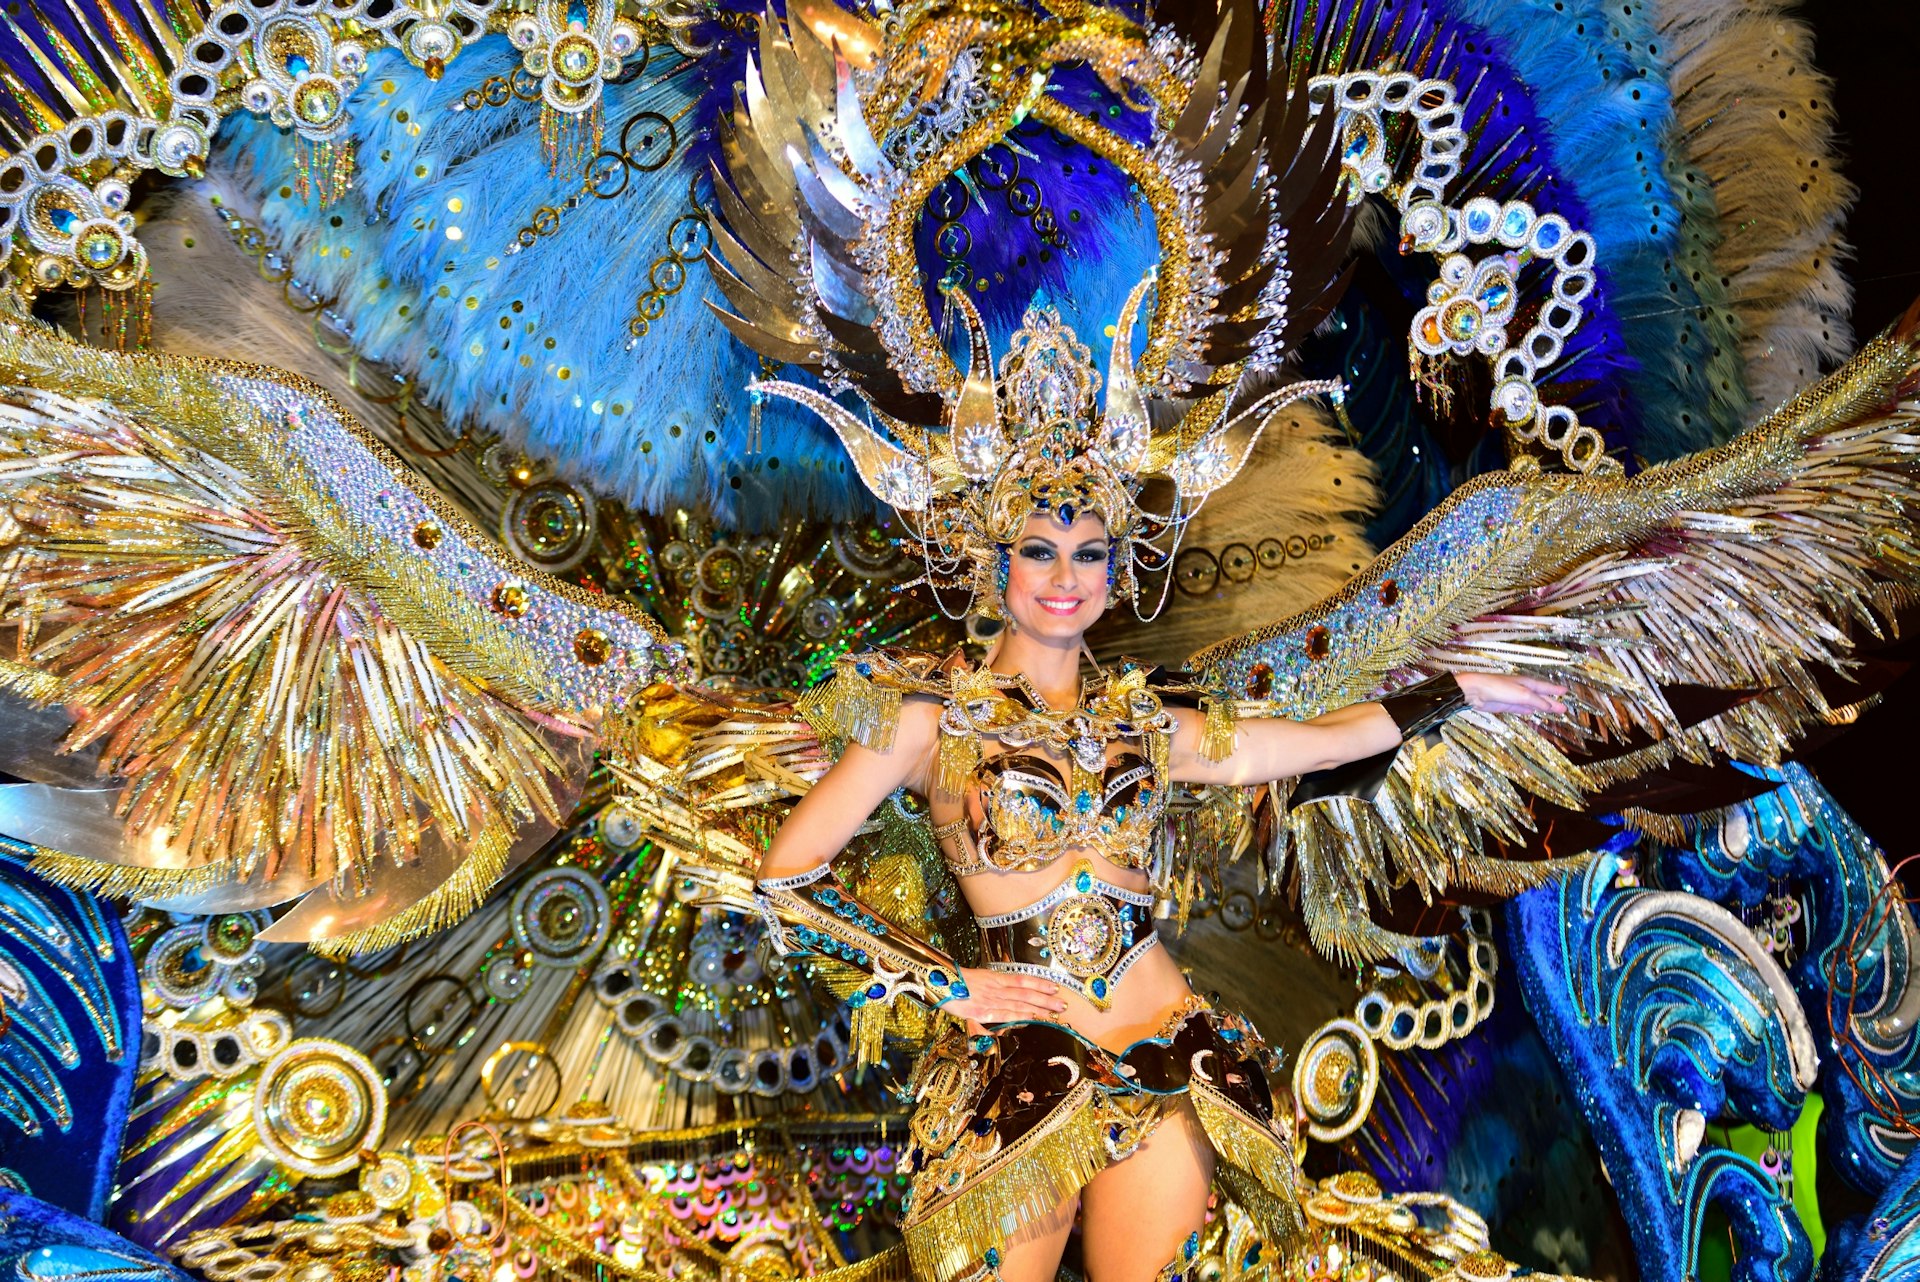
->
[1290,1017,1379,1143]
[251,1039,388,1177]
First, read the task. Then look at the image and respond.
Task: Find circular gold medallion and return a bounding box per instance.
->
[1048,895,1123,979]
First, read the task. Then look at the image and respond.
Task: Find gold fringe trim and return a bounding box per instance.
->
[29,849,237,901]
[307,823,514,957]
[904,1082,1111,1281]
[0,656,58,701]
[849,1000,889,1071]
[1199,696,1237,763]
[935,727,979,800]
[799,667,903,753]
[1188,1083,1308,1250]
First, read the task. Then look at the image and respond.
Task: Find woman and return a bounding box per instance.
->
[755,505,1564,1282]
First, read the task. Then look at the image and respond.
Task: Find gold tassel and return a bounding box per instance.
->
[1199,697,1236,763]
[849,1000,889,1071]
[935,728,979,799]
[1187,1084,1309,1250]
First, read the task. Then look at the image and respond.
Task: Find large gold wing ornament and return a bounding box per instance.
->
[1192,311,1920,966]
[0,317,683,953]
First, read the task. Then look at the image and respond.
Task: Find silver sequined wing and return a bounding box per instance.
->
[0,319,681,953]
[1188,317,1920,965]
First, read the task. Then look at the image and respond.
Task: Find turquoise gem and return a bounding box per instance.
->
[1501,206,1531,239]
[17,1248,162,1282]
[49,208,75,233]
[285,54,311,77]
[1090,977,1107,998]
[1074,869,1093,893]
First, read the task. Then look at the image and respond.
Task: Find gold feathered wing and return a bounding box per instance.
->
[0,319,681,953]
[1188,316,1920,967]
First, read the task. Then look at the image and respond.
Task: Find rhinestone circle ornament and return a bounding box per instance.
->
[1291,1017,1380,1142]
[251,1040,388,1177]
[360,1154,415,1210]
[1047,896,1123,979]
[500,480,597,572]
[509,867,610,967]
[144,924,221,1007]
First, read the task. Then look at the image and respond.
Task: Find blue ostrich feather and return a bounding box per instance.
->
[215,38,863,527]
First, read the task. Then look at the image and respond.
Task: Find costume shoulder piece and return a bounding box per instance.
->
[795,647,970,754]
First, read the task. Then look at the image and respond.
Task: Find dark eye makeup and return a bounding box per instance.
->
[1016,540,1109,564]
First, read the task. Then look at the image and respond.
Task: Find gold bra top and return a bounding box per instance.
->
[807,647,1240,878]
[946,747,1167,876]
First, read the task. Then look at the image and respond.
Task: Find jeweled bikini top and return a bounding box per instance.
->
[802,649,1240,877]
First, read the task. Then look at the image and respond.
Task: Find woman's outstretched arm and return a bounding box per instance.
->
[1168,672,1566,787]
[757,698,1066,1023]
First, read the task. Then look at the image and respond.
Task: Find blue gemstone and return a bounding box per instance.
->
[1221,1028,1242,1041]
[285,55,310,78]
[1090,978,1107,998]
[1075,790,1094,813]
[1467,208,1493,233]
[1536,223,1562,249]
[928,969,946,985]
[49,208,75,233]
[856,661,872,676]
[952,980,969,997]
[818,887,840,903]
[849,992,868,1008]
[1075,870,1093,892]
[867,982,887,999]
[1501,207,1530,238]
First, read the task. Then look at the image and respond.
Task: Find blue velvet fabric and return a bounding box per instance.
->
[0,841,142,1221]
[0,1189,191,1282]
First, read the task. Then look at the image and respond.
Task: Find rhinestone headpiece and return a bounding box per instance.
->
[709,1,1356,617]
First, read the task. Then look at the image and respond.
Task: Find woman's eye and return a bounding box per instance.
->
[1074,548,1107,563]
[1018,545,1053,561]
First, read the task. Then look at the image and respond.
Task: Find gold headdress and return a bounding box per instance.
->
[707,0,1356,617]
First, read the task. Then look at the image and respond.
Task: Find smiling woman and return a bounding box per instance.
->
[755,496,1562,1282]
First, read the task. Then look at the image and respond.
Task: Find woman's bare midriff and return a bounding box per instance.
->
[938,832,1194,1054]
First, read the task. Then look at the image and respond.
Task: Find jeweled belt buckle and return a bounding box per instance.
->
[1049,861,1127,1008]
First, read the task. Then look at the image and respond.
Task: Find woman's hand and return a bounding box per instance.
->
[939,967,1069,1024]
[1456,672,1567,716]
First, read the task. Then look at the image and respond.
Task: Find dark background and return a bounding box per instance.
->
[1785,2,1920,857]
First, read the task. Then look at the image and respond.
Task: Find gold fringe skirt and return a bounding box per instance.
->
[898,1003,1306,1281]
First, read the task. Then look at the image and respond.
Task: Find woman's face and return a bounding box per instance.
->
[1001,510,1111,640]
